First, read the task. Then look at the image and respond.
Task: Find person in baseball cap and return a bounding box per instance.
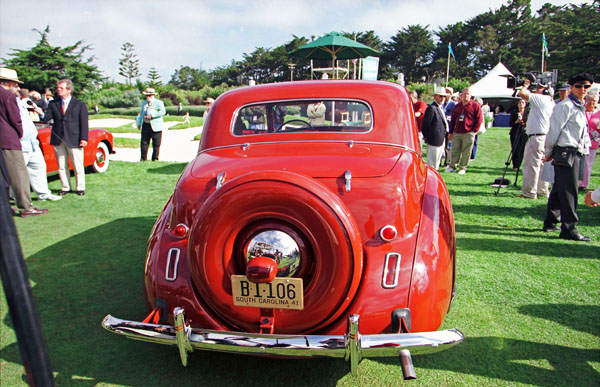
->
[556,83,570,102]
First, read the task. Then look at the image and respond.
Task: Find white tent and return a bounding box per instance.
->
[470,62,515,98]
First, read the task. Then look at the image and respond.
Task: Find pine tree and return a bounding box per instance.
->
[118,42,140,85]
[147,66,162,88]
[3,25,103,93]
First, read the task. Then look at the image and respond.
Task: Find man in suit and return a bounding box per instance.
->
[0,68,48,216]
[43,79,88,196]
[421,89,450,170]
[136,88,166,161]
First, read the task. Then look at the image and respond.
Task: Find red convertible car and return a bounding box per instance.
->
[35,123,114,173]
[103,80,462,378]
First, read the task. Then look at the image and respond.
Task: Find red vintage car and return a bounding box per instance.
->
[35,123,114,173]
[103,80,462,378]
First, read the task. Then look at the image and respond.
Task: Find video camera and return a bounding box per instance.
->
[507,70,558,90]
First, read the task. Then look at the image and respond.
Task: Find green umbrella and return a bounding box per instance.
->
[289,31,380,61]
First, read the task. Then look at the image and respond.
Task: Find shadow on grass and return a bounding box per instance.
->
[146,163,189,175]
[519,304,600,338]
[0,217,347,387]
[452,202,548,220]
[456,235,598,259]
[374,335,600,386]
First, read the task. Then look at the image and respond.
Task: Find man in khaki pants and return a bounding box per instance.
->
[445,88,482,175]
[518,79,554,199]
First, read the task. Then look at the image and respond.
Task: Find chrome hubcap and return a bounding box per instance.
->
[245,230,301,277]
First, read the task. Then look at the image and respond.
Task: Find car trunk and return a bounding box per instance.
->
[190,142,406,180]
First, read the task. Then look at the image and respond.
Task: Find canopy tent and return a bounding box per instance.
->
[469,62,516,98]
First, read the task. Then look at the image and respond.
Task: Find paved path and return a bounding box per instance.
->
[90,118,203,163]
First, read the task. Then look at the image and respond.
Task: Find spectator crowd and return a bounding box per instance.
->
[418,72,598,241]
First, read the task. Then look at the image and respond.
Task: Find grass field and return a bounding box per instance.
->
[1,127,598,386]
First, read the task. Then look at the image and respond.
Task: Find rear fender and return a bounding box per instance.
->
[407,166,456,331]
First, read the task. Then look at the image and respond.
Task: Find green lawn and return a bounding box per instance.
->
[1,127,599,386]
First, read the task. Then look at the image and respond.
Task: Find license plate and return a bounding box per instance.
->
[231,275,304,310]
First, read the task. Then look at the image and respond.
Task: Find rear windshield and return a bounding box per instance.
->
[232,100,372,136]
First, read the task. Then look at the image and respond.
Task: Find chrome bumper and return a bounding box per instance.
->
[102,308,463,376]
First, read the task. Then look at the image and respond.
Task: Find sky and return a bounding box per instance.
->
[0,0,586,83]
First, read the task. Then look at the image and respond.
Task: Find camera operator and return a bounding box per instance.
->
[517,79,555,200]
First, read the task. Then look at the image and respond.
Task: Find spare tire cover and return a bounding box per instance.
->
[188,170,363,333]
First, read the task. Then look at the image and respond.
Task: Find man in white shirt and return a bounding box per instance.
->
[17,93,62,201]
[517,79,555,199]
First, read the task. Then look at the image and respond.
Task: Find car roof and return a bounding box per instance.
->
[200,80,419,151]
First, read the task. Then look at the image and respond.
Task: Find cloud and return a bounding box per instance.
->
[0,0,581,82]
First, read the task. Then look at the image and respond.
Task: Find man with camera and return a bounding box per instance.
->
[517,79,555,199]
[543,73,594,241]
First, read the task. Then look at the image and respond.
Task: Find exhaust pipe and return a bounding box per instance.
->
[399,349,416,379]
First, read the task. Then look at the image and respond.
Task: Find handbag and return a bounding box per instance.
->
[552,146,578,167]
[552,108,585,168]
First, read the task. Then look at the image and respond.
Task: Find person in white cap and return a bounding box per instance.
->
[0,67,48,216]
[136,88,166,161]
[12,83,62,201]
[421,88,450,170]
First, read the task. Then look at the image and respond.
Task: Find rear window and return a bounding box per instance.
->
[232,100,372,136]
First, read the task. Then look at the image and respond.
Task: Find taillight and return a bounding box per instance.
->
[173,223,189,238]
[380,225,397,242]
[382,253,401,288]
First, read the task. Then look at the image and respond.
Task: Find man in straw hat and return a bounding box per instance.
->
[421,88,450,170]
[0,67,48,216]
[136,88,166,161]
[43,79,89,196]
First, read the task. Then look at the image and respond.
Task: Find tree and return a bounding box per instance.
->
[209,60,242,87]
[147,66,162,87]
[118,42,140,85]
[1,26,103,94]
[169,65,209,89]
[535,2,600,81]
[383,25,435,83]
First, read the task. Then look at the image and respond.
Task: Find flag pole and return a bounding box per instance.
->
[445,48,450,87]
[541,40,545,73]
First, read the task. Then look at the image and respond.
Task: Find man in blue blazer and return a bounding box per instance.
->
[421,89,450,170]
[44,79,88,196]
[136,88,166,161]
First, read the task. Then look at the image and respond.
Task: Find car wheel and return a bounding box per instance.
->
[92,142,110,173]
[187,171,363,334]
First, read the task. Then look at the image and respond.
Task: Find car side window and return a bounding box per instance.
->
[232,100,372,136]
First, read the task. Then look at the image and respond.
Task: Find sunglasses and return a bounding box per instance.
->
[573,84,592,89]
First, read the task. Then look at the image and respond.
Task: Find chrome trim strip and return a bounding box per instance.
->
[102,312,463,374]
[165,248,180,282]
[231,98,374,137]
[382,253,401,289]
[199,141,417,155]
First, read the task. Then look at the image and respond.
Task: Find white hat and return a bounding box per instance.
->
[0,68,23,84]
[434,88,450,97]
[142,87,157,95]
